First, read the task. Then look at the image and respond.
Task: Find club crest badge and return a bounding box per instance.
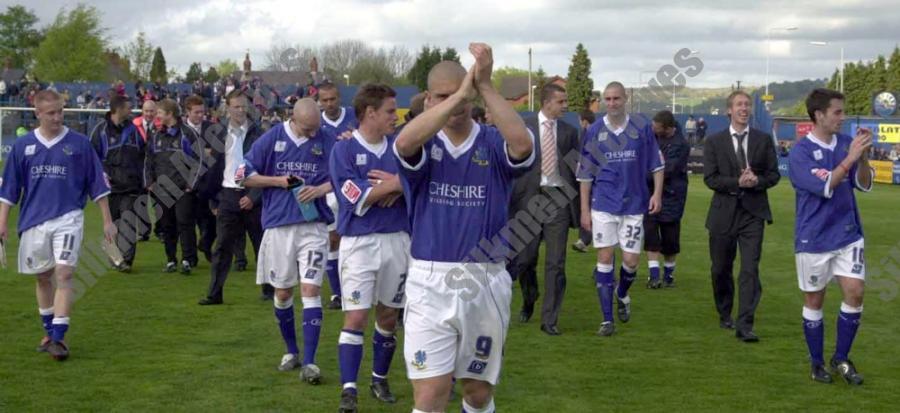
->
[411,350,427,370]
[431,145,443,162]
[472,146,490,167]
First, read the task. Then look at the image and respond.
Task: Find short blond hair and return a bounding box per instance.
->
[34,90,63,107]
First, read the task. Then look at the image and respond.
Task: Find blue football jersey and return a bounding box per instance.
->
[577,116,664,215]
[394,122,535,263]
[330,131,409,237]
[0,128,110,234]
[789,133,867,253]
[321,107,357,137]
[242,121,335,230]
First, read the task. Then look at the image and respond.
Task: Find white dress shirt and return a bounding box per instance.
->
[538,111,565,187]
[222,122,248,189]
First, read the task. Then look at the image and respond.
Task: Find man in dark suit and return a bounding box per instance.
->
[198,90,272,305]
[703,90,780,342]
[507,84,580,335]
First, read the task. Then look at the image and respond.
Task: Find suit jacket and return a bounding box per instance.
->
[703,127,780,234]
[202,121,264,211]
[510,115,581,228]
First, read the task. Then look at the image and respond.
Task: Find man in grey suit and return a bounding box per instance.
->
[507,84,580,335]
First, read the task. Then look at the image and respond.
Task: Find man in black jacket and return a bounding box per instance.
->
[507,84,580,335]
[183,95,219,263]
[703,90,780,342]
[90,95,144,272]
[144,98,203,274]
[198,90,271,305]
[644,110,690,289]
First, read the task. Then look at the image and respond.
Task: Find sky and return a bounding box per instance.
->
[8,0,900,90]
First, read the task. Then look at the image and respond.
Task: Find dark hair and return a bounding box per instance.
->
[109,95,130,114]
[184,94,205,111]
[805,88,844,123]
[352,83,396,120]
[725,90,752,110]
[471,106,486,123]
[225,89,247,106]
[540,83,566,104]
[579,110,595,124]
[318,82,338,94]
[652,110,677,129]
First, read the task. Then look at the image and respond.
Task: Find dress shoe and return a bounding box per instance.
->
[540,324,561,336]
[736,330,759,342]
[519,309,533,323]
[198,297,223,305]
[719,319,735,330]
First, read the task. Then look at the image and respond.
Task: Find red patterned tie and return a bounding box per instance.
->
[541,120,556,177]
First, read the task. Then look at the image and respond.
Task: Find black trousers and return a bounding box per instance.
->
[138,191,152,239]
[109,192,140,265]
[155,191,198,264]
[196,199,247,265]
[205,189,269,301]
[709,206,764,332]
[507,187,571,327]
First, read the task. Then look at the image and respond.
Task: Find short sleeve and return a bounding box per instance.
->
[492,127,535,178]
[241,135,268,179]
[789,144,832,199]
[0,145,22,206]
[393,138,429,185]
[646,131,665,174]
[86,142,111,201]
[329,142,375,217]
[577,124,601,182]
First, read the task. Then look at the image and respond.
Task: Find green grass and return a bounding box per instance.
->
[2,176,900,412]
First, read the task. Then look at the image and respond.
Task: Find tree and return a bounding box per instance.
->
[0,5,42,69]
[32,4,108,82]
[407,45,446,92]
[215,59,238,78]
[441,47,460,63]
[887,46,900,95]
[491,66,530,90]
[150,47,167,83]
[204,66,220,83]
[566,43,594,113]
[123,31,153,81]
[184,62,203,83]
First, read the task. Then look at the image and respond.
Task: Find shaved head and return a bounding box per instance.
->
[142,100,156,111]
[292,98,321,136]
[427,61,467,92]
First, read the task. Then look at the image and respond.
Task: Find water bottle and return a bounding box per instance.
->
[291,185,319,221]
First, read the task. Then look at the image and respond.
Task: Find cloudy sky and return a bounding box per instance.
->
[10,0,900,89]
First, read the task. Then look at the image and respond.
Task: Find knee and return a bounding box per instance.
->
[374,307,399,332]
[343,310,367,331]
[274,288,293,302]
[462,381,494,410]
[622,254,639,269]
[597,248,614,265]
[300,284,320,297]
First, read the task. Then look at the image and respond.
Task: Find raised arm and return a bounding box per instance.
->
[395,68,477,158]
[470,43,532,160]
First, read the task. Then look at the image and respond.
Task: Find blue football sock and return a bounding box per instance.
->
[302,297,323,365]
[594,265,615,322]
[338,329,364,389]
[663,262,676,282]
[372,324,396,382]
[51,317,69,342]
[327,254,341,298]
[648,261,660,281]
[802,307,825,365]
[834,303,862,362]
[617,264,636,299]
[39,307,54,336]
[274,299,299,355]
